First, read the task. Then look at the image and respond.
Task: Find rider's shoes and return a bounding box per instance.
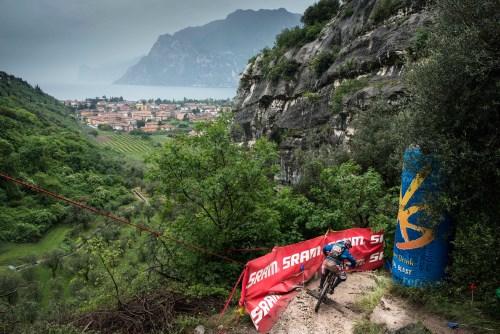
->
[328,288,335,294]
[318,286,323,292]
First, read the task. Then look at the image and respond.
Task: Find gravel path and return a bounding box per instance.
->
[231,271,474,334]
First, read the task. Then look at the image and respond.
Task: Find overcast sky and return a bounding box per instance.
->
[0,0,317,85]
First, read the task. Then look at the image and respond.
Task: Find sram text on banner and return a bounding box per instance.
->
[246,261,279,289]
[283,246,321,270]
[250,294,282,328]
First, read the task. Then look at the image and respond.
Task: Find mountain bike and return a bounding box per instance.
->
[314,260,348,313]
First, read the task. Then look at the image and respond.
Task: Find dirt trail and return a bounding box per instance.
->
[235,271,473,334]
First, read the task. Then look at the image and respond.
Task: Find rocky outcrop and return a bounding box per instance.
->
[115,9,301,87]
[232,0,433,183]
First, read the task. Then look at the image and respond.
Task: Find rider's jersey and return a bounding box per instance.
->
[322,242,357,268]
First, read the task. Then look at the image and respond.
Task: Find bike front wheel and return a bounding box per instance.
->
[314,274,334,313]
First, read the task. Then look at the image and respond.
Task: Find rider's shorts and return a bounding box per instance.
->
[321,258,347,279]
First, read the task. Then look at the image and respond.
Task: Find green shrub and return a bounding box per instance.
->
[174,315,199,334]
[275,23,324,52]
[310,50,338,77]
[301,0,340,26]
[28,322,100,334]
[268,58,301,82]
[341,7,355,18]
[371,0,403,23]
[349,99,407,186]
[353,320,386,334]
[275,26,307,50]
[338,58,358,74]
[304,92,320,103]
[182,284,228,298]
[408,28,430,59]
[331,78,367,113]
[97,124,113,131]
[304,22,325,41]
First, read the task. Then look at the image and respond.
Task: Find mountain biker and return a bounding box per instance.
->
[318,239,357,294]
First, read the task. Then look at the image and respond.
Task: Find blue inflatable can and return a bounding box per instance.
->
[392,148,450,287]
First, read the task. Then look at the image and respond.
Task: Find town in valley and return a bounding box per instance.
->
[64,96,232,134]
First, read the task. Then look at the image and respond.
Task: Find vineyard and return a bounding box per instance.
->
[94,132,169,160]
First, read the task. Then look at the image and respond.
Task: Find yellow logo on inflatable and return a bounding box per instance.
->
[396,167,435,250]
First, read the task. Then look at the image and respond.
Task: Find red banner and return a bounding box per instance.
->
[239,228,384,333]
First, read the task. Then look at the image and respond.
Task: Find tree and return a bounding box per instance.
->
[405,0,500,294]
[301,0,340,26]
[349,99,410,186]
[67,251,94,282]
[146,114,280,284]
[271,187,314,242]
[85,237,124,306]
[0,268,38,330]
[43,249,64,278]
[306,161,397,237]
[97,124,113,131]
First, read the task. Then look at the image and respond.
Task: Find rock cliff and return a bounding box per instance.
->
[231,0,433,183]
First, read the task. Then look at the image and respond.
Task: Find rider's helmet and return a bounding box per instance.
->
[343,239,352,249]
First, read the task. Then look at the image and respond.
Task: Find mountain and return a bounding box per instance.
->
[231,0,434,183]
[76,56,143,83]
[114,8,301,87]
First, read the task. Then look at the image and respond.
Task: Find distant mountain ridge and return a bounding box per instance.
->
[77,56,143,83]
[114,8,301,87]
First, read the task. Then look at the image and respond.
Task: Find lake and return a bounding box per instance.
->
[39,82,238,101]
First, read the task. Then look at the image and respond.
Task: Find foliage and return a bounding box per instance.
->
[301,0,340,26]
[303,92,320,103]
[305,161,398,236]
[26,322,100,334]
[274,27,305,50]
[275,24,324,51]
[310,49,338,77]
[257,20,325,80]
[0,267,41,332]
[370,0,405,23]
[146,114,281,284]
[352,275,390,314]
[349,99,410,186]
[97,124,113,131]
[268,58,301,82]
[182,284,228,298]
[408,28,430,59]
[292,144,350,194]
[270,187,314,242]
[0,72,140,242]
[43,249,64,278]
[404,0,500,295]
[331,78,368,114]
[174,315,199,333]
[389,282,500,331]
[337,58,359,75]
[353,319,386,334]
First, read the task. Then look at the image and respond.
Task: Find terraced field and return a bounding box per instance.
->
[94,132,169,159]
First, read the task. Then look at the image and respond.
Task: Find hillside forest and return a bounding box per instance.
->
[0,0,499,333]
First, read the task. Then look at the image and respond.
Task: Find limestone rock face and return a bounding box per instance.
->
[232,0,433,182]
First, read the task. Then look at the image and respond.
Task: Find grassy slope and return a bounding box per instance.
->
[0,225,72,266]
